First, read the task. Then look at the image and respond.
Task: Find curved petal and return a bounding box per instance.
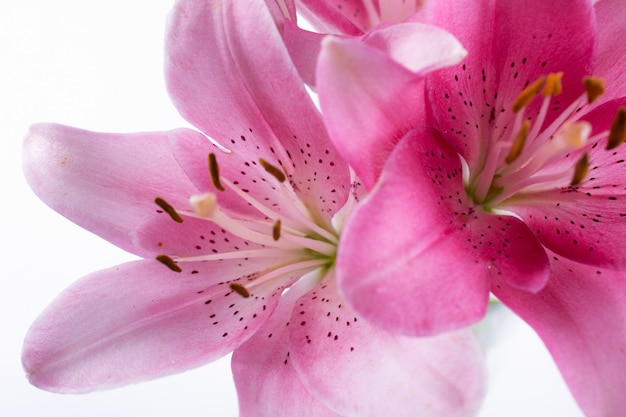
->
[317,36,426,189]
[232,277,342,417]
[289,276,487,417]
[492,252,626,417]
[337,129,549,336]
[295,0,366,35]
[23,124,198,256]
[165,0,350,217]
[426,0,596,166]
[593,0,626,103]
[283,20,324,87]
[22,259,290,393]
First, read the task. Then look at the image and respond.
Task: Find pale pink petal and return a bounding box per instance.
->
[492,252,626,417]
[232,279,342,417]
[289,276,487,417]
[165,0,350,216]
[22,259,291,393]
[317,36,426,189]
[23,124,198,256]
[295,0,366,34]
[426,0,596,166]
[338,129,549,336]
[593,0,626,103]
[283,20,324,87]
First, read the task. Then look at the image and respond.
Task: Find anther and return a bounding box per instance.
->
[208,153,226,191]
[155,197,184,223]
[505,120,530,164]
[190,192,218,218]
[156,254,182,272]
[259,158,286,182]
[512,76,546,113]
[583,76,605,104]
[229,283,250,298]
[542,72,563,97]
[272,219,282,241]
[607,108,626,150]
[570,153,589,186]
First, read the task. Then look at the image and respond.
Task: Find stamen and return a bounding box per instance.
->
[512,76,546,113]
[607,107,626,150]
[583,76,605,104]
[272,219,281,241]
[229,283,250,298]
[259,158,286,182]
[156,254,182,272]
[542,72,563,97]
[505,120,530,164]
[570,153,589,186]
[155,197,184,223]
[208,153,225,191]
[190,192,218,218]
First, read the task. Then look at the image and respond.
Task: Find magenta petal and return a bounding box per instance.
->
[288,277,487,417]
[337,129,549,336]
[492,252,626,417]
[22,260,288,393]
[232,279,342,417]
[593,0,626,103]
[317,36,427,189]
[283,20,324,87]
[23,124,198,256]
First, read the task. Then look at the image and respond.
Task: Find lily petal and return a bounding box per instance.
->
[22,259,290,393]
[288,276,487,417]
[165,0,350,215]
[337,129,549,336]
[23,123,198,256]
[593,0,626,103]
[492,252,626,417]
[232,277,342,417]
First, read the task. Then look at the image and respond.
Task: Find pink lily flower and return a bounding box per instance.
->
[317,0,626,415]
[21,0,486,415]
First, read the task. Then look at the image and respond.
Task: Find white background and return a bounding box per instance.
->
[0,1,585,416]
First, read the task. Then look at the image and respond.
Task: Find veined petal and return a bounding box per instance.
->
[492,252,626,417]
[317,36,427,189]
[593,0,626,104]
[165,0,350,217]
[232,276,342,417]
[295,0,369,35]
[426,0,596,166]
[22,259,290,393]
[337,129,549,336]
[23,124,198,257]
[283,20,325,87]
[288,276,487,417]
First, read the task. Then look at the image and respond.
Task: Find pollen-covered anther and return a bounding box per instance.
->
[542,72,563,97]
[259,158,286,182]
[512,75,546,113]
[570,153,589,186]
[156,254,182,272]
[505,120,530,164]
[208,153,226,191]
[607,107,626,150]
[229,283,250,298]
[190,192,218,218]
[583,76,605,104]
[155,197,184,223]
[272,219,282,241]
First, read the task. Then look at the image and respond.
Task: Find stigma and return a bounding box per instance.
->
[467,73,625,209]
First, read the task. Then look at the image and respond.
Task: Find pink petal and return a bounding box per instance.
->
[288,276,487,417]
[317,36,427,189]
[593,0,626,103]
[165,0,350,216]
[426,0,596,167]
[22,259,291,393]
[295,0,366,34]
[283,20,324,87]
[232,278,342,417]
[23,124,198,256]
[337,129,549,336]
[492,252,626,417]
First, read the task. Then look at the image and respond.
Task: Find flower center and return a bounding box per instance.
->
[154,153,345,296]
[465,73,625,210]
